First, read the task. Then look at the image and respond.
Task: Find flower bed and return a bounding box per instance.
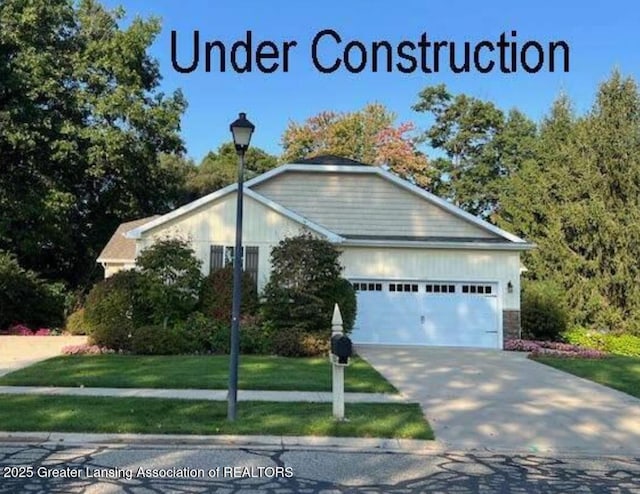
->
[505,339,609,359]
[4,324,53,336]
[61,344,114,355]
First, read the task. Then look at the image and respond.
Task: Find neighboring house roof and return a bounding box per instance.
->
[97,216,159,263]
[125,160,534,250]
[296,155,369,166]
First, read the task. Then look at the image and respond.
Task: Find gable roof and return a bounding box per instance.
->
[296,155,369,166]
[97,216,159,263]
[126,162,533,249]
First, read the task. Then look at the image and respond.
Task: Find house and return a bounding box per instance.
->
[98,155,534,349]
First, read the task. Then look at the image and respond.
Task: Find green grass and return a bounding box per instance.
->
[0,355,396,393]
[0,394,432,439]
[534,355,640,399]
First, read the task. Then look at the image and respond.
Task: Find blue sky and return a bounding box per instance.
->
[104,0,639,163]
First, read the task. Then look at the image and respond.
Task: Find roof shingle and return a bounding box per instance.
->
[97,216,159,262]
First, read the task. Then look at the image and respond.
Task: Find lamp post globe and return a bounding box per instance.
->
[227,112,254,421]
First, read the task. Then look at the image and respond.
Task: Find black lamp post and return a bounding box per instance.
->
[228,112,255,421]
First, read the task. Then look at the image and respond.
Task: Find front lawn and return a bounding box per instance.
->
[534,355,640,399]
[0,355,396,393]
[0,395,432,439]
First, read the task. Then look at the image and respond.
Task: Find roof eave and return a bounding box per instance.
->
[341,239,536,251]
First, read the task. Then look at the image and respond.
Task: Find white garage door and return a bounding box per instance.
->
[351,281,500,348]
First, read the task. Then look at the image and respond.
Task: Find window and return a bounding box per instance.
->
[352,282,382,292]
[461,283,494,295]
[210,245,224,272]
[210,245,259,285]
[425,283,455,293]
[389,283,418,292]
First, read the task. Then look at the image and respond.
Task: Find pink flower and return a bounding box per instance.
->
[7,324,33,335]
[61,344,114,355]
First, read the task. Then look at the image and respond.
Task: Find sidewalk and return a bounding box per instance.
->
[0,385,408,403]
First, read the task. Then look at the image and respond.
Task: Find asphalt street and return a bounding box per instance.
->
[1,441,639,493]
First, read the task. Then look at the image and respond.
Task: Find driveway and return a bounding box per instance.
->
[0,336,87,377]
[358,345,640,454]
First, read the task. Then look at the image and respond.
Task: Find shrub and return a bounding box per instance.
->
[129,325,192,355]
[563,326,605,349]
[564,326,640,357]
[505,338,608,359]
[521,280,568,341]
[262,234,357,333]
[0,251,65,331]
[199,266,258,322]
[84,270,151,351]
[271,326,330,357]
[6,324,34,335]
[530,348,608,359]
[137,239,203,326]
[175,312,230,354]
[65,309,88,335]
[603,333,640,357]
[5,324,55,336]
[62,344,114,355]
[240,315,272,354]
[324,278,357,333]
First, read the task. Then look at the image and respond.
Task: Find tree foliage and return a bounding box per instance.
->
[136,238,203,326]
[183,142,278,201]
[263,234,357,332]
[0,0,186,286]
[498,71,640,334]
[0,251,65,331]
[281,103,431,187]
[413,84,537,218]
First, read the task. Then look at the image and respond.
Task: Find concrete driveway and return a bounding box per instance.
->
[358,345,640,454]
[0,336,87,377]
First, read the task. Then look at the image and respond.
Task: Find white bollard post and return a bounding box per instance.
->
[331,303,345,420]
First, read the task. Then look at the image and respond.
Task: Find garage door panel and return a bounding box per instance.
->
[351,281,500,348]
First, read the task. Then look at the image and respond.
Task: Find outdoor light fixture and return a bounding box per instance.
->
[230,112,255,152]
[227,112,254,422]
[507,281,513,293]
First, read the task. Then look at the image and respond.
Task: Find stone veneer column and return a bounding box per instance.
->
[503,310,521,342]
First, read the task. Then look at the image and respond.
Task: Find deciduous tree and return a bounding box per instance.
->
[281,104,431,187]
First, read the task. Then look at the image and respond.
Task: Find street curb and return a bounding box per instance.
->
[0,431,446,454]
[2,431,640,457]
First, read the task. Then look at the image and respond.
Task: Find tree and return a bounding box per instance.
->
[184,142,278,200]
[281,104,431,187]
[136,238,203,326]
[262,234,357,332]
[498,72,640,334]
[0,0,186,286]
[413,85,503,217]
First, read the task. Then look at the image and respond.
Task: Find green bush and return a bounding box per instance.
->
[240,315,273,354]
[0,251,65,331]
[137,238,203,326]
[65,308,87,335]
[271,326,330,357]
[563,326,603,349]
[178,312,230,354]
[564,326,640,357]
[262,234,357,334]
[199,266,258,322]
[521,280,568,341]
[324,278,357,333]
[129,325,192,355]
[84,270,152,351]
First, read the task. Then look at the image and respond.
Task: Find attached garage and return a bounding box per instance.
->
[351,280,500,348]
[110,155,534,350]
